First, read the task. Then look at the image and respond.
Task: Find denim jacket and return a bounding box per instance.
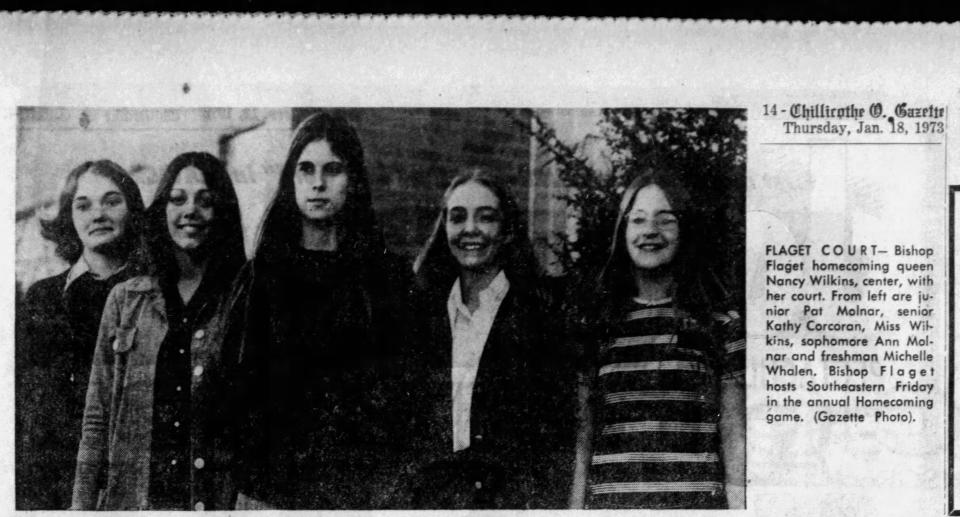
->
[71,275,233,510]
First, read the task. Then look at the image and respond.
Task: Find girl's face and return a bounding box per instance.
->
[624,184,680,272]
[166,166,215,252]
[445,181,508,272]
[71,172,130,254]
[294,139,349,222]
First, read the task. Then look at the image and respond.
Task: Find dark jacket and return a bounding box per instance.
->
[222,249,415,509]
[16,268,131,510]
[404,276,577,509]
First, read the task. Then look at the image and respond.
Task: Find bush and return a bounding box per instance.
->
[517,108,746,305]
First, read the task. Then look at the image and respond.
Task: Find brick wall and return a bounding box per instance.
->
[15,107,600,290]
[294,108,533,259]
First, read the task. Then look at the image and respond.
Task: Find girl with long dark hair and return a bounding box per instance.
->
[71,152,245,510]
[16,160,145,509]
[574,167,745,509]
[223,111,412,509]
[407,168,576,509]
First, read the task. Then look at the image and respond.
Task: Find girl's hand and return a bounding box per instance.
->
[235,492,276,510]
[726,483,745,509]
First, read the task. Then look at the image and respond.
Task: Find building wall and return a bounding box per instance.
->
[296,108,534,259]
[15,107,292,290]
[17,107,582,291]
[16,107,603,291]
[529,108,607,274]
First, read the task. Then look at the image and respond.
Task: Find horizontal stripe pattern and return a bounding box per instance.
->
[599,361,708,376]
[602,421,717,434]
[591,481,724,495]
[588,300,744,509]
[608,334,676,349]
[725,338,746,353]
[603,390,704,404]
[593,452,720,465]
[625,307,676,321]
[711,311,738,324]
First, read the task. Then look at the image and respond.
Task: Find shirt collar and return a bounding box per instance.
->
[632,295,674,306]
[63,258,126,294]
[481,270,510,304]
[447,270,510,320]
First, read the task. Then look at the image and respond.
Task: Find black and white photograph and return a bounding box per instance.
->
[13,106,746,510]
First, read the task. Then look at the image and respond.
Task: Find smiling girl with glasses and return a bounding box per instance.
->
[574,167,745,510]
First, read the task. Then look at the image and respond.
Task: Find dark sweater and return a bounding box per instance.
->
[16,268,132,510]
[225,248,414,509]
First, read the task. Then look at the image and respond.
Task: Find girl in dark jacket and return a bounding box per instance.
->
[16,160,145,509]
[407,169,576,509]
[223,111,412,509]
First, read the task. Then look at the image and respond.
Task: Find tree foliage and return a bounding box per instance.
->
[520,108,746,302]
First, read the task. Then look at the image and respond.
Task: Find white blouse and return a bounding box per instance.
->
[446,271,510,452]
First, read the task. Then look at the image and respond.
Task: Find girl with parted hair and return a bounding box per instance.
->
[71,151,245,510]
[573,167,746,509]
[222,111,413,509]
[405,168,576,509]
[16,159,146,509]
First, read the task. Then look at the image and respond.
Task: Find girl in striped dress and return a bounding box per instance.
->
[578,169,745,509]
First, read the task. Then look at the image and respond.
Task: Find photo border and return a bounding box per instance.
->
[949,184,959,515]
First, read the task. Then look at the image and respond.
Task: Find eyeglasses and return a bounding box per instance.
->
[626,213,679,231]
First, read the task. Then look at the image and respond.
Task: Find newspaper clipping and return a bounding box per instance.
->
[1,13,959,517]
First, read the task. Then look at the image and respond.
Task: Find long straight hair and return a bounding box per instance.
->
[413,168,540,293]
[597,166,727,326]
[145,151,245,288]
[254,111,385,264]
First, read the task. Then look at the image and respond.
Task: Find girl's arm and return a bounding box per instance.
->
[717,308,746,509]
[70,287,122,510]
[568,369,594,509]
[719,375,746,509]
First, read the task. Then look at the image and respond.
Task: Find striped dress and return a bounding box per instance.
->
[587,299,745,509]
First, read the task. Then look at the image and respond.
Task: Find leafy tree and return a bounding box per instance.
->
[516,108,746,305]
